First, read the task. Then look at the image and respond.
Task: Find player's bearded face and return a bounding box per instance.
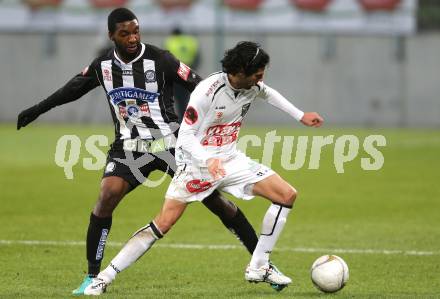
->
[111,20,141,61]
[239,68,265,89]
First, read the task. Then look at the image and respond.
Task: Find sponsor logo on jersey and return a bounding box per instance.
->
[108,87,159,105]
[241,103,251,117]
[206,80,222,97]
[122,69,133,76]
[119,106,127,118]
[215,105,226,110]
[202,122,241,146]
[184,106,198,125]
[140,103,150,114]
[144,70,156,83]
[177,62,191,81]
[103,69,112,81]
[186,179,212,193]
[216,111,223,119]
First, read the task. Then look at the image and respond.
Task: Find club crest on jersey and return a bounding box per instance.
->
[177,62,191,81]
[241,103,251,117]
[144,70,156,83]
[127,105,141,118]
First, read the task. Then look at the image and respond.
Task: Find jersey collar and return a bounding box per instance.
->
[113,43,145,65]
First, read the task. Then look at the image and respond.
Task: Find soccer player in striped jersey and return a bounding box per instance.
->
[17,8,262,295]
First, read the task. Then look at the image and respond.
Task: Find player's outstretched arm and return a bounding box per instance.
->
[261,84,324,128]
[17,105,43,130]
[301,112,324,128]
[17,68,100,130]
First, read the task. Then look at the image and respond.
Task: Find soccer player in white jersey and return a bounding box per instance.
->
[85,41,324,295]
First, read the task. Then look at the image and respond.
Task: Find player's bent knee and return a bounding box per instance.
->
[99,188,123,204]
[96,187,125,215]
[280,186,297,206]
[290,186,298,203]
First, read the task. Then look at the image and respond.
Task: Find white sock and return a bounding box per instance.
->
[99,222,163,282]
[250,204,291,269]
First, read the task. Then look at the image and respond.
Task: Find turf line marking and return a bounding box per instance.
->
[0,239,437,256]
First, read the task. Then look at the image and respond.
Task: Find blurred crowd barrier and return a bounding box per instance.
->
[2,0,438,127]
[20,0,404,11]
[1,31,438,127]
[1,0,415,34]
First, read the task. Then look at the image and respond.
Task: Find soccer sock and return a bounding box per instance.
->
[250,204,292,269]
[221,208,258,254]
[86,213,112,276]
[99,221,163,282]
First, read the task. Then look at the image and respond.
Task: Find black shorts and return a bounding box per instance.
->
[102,149,176,188]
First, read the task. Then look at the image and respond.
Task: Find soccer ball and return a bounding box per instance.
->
[310,255,349,293]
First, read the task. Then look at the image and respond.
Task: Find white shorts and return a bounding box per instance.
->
[165,152,275,203]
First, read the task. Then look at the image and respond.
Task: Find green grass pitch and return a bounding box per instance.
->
[1,124,439,298]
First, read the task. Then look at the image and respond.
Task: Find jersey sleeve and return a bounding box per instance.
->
[35,60,100,114]
[258,83,304,121]
[176,85,212,166]
[161,50,202,93]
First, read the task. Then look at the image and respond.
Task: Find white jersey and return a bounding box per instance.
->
[176,72,304,166]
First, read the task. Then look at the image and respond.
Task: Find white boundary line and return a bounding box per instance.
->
[0,239,438,256]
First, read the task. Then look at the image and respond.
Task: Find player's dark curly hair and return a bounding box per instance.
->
[108,8,138,34]
[221,41,270,76]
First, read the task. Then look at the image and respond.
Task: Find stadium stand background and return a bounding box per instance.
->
[0,0,438,127]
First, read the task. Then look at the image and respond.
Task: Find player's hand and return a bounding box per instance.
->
[207,158,226,180]
[17,105,41,130]
[300,112,324,128]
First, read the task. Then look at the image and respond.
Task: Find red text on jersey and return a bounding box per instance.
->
[201,122,241,147]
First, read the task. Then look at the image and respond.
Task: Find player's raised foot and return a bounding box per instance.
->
[83,275,111,296]
[72,275,95,296]
[245,263,292,286]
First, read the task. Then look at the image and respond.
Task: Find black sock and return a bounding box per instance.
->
[221,208,258,255]
[86,213,112,276]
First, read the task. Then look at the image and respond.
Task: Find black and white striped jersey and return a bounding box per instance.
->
[39,43,201,151]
